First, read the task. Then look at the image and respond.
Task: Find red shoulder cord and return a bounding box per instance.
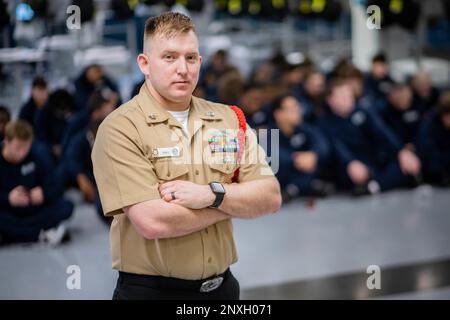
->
[229,105,247,183]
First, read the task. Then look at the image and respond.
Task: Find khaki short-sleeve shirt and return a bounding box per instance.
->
[92,84,274,280]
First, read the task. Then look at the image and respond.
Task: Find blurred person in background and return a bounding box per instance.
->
[364,52,394,111]
[269,94,332,201]
[33,88,77,160]
[62,119,110,225]
[61,88,117,153]
[292,69,326,123]
[380,83,423,160]
[199,49,234,101]
[74,64,121,111]
[417,90,450,186]
[18,76,49,125]
[238,84,272,130]
[319,79,421,196]
[409,70,440,115]
[0,105,10,140]
[0,121,73,245]
[216,68,246,105]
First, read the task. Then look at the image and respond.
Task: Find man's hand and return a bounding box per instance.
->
[8,186,30,207]
[30,186,44,206]
[398,148,421,176]
[347,160,370,185]
[292,151,318,173]
[159,181,215,209]
[77,174,97,203]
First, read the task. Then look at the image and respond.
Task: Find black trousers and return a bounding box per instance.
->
[112,269,240,300]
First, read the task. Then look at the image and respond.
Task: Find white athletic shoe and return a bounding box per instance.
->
[39,223,69,246]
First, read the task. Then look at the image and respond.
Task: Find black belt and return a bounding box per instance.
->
[118,269,230,293]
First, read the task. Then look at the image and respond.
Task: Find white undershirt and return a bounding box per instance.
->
[167,108,190,134]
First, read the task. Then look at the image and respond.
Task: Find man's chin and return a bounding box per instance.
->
[167,91,193,102]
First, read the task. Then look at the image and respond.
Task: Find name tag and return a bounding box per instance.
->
[21,162,35,175]
[403,110,419,123]
[152,146,180,158]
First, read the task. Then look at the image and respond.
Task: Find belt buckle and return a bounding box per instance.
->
[200,276,224,293]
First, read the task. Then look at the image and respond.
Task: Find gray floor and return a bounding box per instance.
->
[1,186,449,299]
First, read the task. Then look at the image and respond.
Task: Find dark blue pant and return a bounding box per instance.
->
[0,198,73,243]
[422,158,450,184]
[339,159,409,192]
[276,162,318,195]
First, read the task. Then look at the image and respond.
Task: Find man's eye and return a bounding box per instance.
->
[187,56,197,62]
[164,55,174,60]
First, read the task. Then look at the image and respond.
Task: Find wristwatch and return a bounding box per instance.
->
[209,182,226,208]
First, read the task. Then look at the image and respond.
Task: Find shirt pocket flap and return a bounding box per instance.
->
[209,162,236,175]
[153,159,189,181]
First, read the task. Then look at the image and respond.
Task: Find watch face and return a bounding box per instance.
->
[211,182,225,194]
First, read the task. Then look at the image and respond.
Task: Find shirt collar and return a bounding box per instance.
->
[136,83,223,125]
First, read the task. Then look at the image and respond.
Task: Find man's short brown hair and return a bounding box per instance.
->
[4,120,33,142]
[325,77,350,97]
[143,12,196,52]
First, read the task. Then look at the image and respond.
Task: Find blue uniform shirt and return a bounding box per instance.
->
[0,142,61,212]
[379,103,422,145]
[416,113,450,174]
[63,130,95,184]
[319,105,403,168]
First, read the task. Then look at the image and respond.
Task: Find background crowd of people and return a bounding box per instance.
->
[0,49,449,246]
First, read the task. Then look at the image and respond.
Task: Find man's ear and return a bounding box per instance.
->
[137,54,150,77]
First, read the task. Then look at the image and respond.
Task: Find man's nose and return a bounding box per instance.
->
[176,58,188,75]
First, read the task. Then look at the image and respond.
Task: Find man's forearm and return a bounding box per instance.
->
[126,199,230,240]
[218,177,281,219]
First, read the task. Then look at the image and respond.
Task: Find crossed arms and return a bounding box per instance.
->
[125,177,282,240]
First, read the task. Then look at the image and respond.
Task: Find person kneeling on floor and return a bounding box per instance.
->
[0,120,73,245]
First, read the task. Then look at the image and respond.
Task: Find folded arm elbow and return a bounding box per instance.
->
[124,200,172,240]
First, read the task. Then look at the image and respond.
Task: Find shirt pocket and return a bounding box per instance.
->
[209,162,237,183]
[152,158,189,181]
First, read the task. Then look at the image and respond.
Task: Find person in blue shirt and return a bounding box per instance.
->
[379,83,424,150]
[62,120,110,225]
[238,84,272,130]
[416,91,450,186]
[18,76,48,125]
[61,88,117,154]
[364,53,394,112]
[33,88,77,161]
[0,120,73,245]
[409,71,440,115]
[292,69,326,123]
[268,94,332,200]
[73,64,121,111]
[319,79,421,196]
[199,49,235,102]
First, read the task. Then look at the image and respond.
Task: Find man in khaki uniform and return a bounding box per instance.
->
[92,12,281,300]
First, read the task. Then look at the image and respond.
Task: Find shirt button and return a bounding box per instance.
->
[205,228,208,234]
[208,257,212,263]
[195,170,199,175]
